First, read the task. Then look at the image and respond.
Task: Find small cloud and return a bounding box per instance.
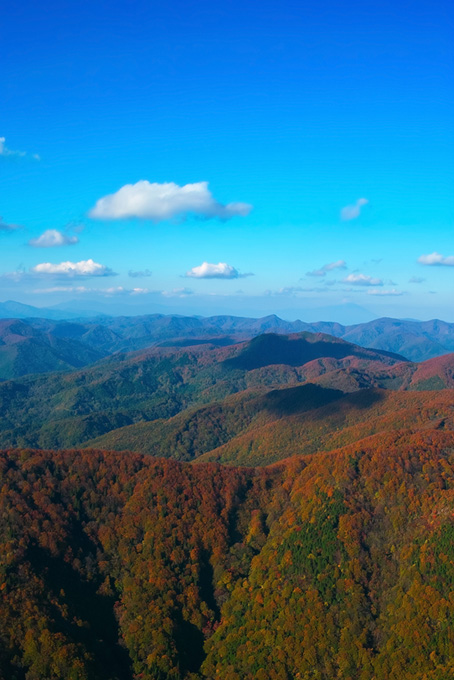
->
[341,198,368,221]
[89,180,252,222]
[30,259,117,277]
[130,287,151,295]
[367,289,404,296]
[0,136,39,160]
[276,286,308,295]
[128,268,153,278]
[409,276,425,283]
[306,269,326,277]
[29,229,79,248]
[418,252,454,266]
[342,273,383,286]
[265,286,330,297]
[307,259,347,277]
[162,287,194,298]
[185,261,253,279]
[0,216,22,232]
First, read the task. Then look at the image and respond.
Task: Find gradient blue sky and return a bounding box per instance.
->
[1,0,453,322]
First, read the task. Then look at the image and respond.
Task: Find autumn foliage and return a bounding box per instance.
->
[2,432,454,678]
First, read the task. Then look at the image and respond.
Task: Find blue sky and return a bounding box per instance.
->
[1,0,453,322]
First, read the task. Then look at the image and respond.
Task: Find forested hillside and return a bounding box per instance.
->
[0,333,404,451]
[2,435,454,679]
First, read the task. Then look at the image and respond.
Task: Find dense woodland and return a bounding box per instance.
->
[2,433,454,679]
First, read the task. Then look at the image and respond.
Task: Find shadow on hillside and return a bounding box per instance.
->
[25,529,134,680]
[263,384,344,416]
[223,333,372,371]
[158,336,238,348]
[262,384,385,419]
[311,388,385,421]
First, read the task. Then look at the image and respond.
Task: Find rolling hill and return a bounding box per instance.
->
[0,332,404,450]
[0,319,106,379]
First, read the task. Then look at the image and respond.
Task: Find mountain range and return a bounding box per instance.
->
[1,327,454,458]
[3,311,454,380]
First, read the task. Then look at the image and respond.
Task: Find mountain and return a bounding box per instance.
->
[0,299,84,320]
[76,314,454,362]
[0,319,107,379]
[0,332,404,450]
[2,433,454,678]
[3,324,454,457]
[337,317,454,361]
[5,312,454,377]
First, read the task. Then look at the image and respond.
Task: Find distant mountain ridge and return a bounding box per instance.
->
[0,319,107,379]
[2,309,454,380]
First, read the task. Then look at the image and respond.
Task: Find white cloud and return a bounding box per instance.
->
[128,268,153,278]
[341,198,368,221]
[130,287,151,295]
[0,137,39,160]
[0,217,22,232]
[367,289,404,296]
[89,180,252,222]
[161,287,194,297]
[342,273,383,286]
[409,276,425,283]
[418,252,454,266]
[307,259,347,277]
[31,258,116,277]
[32,286,90,294]
[29,229,79,248]
[185,261,253,279]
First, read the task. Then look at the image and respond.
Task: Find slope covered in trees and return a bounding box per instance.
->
[0,333,404,450]
[2,435,454,679]
[86,387,454,466]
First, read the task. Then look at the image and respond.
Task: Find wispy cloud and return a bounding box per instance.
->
[128,268,153,278]
[341,198,368,221]
[265,286,330,296]
[367,289,404,296]
[409,276,425,283]
[89,181,252,222]
[418,252,454,266]
[342,273,383,286]
[185,262,253,279]
[32,285,147,296]
[306,260,347,277]
[0,217,22,232]
[29,229,79,248]
[0,136,40,160]
[162,287,194,297]
[30,259,117,277]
